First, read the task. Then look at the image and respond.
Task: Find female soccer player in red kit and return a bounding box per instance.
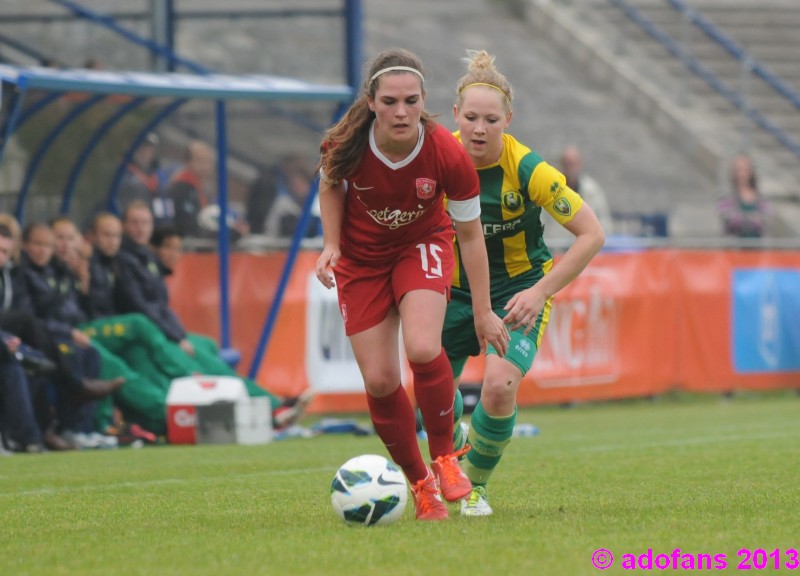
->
[315,48,509,520]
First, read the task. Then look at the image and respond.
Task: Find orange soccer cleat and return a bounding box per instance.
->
[411,468,448,521]
[431,445,472,502]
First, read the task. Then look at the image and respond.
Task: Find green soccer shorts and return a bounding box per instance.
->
[442,290,548,380]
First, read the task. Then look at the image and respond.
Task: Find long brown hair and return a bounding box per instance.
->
[319,48,433,184]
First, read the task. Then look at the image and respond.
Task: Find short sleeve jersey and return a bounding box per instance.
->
[452,132,584,299]
[339,121,481,263]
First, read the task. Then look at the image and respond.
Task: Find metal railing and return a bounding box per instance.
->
[607,0,800,160]
[665,0,800,115]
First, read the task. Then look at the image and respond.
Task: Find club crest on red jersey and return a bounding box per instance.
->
[416,178,436,200]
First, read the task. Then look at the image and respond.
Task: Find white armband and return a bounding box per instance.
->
[447,196,481,222]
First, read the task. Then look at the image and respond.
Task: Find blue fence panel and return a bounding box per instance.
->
[732,269,800,373]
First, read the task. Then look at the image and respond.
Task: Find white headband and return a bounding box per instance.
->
[369,66,425,83]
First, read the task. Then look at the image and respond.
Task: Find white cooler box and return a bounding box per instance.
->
[166,376,272,445]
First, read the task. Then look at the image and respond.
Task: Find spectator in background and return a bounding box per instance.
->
[150,225,183,273]
[543,145,613,246]
[1,331,44,453]
[167,140,248,241]
[0,213,21,264]
[1,217,112,451]
[81,213,123,321]
[718,154,767,238]
[166,140,214,238]
[17,222,123,449]
[0,223,44,453]
[119,202,310,429]
[0,215,20,314]
[50,215,91,300]
[79,212,191,437]
[117,204,195,353]
[558,145,614,235]
[118,132,172,225]
[246,154,320,240]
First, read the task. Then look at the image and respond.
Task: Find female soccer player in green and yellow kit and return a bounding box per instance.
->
[445,50,606,516]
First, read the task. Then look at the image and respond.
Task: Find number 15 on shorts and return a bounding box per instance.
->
[417,242,443,279]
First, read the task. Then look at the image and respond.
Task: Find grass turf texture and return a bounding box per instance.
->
[1,392,798,576]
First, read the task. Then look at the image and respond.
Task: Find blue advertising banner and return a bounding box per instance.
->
[732,269,800,373]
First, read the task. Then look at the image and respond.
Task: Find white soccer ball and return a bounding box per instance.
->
[330,454,408,526]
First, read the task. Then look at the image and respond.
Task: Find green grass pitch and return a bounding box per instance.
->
[1,392,798,576]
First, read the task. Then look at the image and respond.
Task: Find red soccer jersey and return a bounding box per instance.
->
[340,121,480,263]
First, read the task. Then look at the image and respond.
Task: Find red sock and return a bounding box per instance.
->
[366,386,428,484]
[410,349,455,460]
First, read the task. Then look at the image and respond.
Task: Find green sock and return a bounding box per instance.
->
[452,388,465,447]
[464,401,516,486]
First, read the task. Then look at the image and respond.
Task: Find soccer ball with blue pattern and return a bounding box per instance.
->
[330,454,408,526]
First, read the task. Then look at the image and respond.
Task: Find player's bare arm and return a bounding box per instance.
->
[315,179,346,289]
[504,205,605,334]
[454,217,510,357]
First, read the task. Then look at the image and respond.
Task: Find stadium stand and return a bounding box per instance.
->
[0,0,721,239]
[0,1,797,417]
[529,0,800,236]
[2,1,798,238]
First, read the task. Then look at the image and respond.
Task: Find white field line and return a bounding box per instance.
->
[0,466,335,498]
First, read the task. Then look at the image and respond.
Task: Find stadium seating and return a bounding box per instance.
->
[1,0,797,238]
[534,0,800,235]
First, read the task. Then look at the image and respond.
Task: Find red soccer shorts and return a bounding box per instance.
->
[334,228,455,336]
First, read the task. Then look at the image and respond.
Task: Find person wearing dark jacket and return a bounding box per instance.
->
[83,235,119,321]
[0,224,44,453]
[166,140,248,240]
[50,215,197,436]
[0,332,44,453]
[116,225,188,343]
[118,204,272,395]
[118,202,311,429]
[166,140,214,239]
[17,223,128,447]
[246,155,320,241]
[117,132,172,225]
[79,213,209,434]
[1,220,115,450]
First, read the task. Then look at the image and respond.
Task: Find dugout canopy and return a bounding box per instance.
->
[0,64,354,360]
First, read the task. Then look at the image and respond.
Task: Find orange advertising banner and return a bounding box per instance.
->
[168,249,800,413]
[461,250,681,405]
[674,250,800,393]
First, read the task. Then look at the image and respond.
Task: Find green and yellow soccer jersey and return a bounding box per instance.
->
[451,132,583,301]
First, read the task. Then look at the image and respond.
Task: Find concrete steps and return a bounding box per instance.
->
[2,0,797,237]
[529,0,800,235]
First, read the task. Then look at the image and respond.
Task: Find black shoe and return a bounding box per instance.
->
[14,344,57,376]
[76,377,125,402]
[43,430,75,451]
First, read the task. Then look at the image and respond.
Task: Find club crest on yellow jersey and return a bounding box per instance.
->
[501,190,523,213]
[553,197,572,217]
